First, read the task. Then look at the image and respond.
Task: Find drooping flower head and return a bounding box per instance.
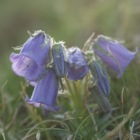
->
[26,68,60,111]
[67,47,89,80]
[10,30,52,83]
[93,35,138,78]
[89,60,110,96]
[52,42,68,77]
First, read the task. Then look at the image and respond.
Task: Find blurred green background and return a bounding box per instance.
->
[0,0,140,139]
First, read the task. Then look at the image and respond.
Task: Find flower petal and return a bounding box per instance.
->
[21,30,51,66]
[10,53,46,82]
[26,68,60,111]
[67,47,88,80]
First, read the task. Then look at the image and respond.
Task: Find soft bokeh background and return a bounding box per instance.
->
[0,0,140,139]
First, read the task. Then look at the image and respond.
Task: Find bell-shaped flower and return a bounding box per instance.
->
[10,30,51,82]
[26,68,60,111]
[89,60,110,96]
[93,35,138,78]
[52,42,68,77]
[67,47,88,80]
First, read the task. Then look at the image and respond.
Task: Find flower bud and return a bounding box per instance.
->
[89,60,110,96]
[52,42,68,77]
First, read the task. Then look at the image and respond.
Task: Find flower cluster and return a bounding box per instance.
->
[10,30,138,111]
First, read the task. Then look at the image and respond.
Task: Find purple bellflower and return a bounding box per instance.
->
[26,68,60,111]
[89,60,110,96]
[93,35,138,78]
[67,47,88,80]
[52,42,68,77]
[10,30,51,83]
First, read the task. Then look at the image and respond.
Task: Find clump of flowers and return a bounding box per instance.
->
[10,30,138,112]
